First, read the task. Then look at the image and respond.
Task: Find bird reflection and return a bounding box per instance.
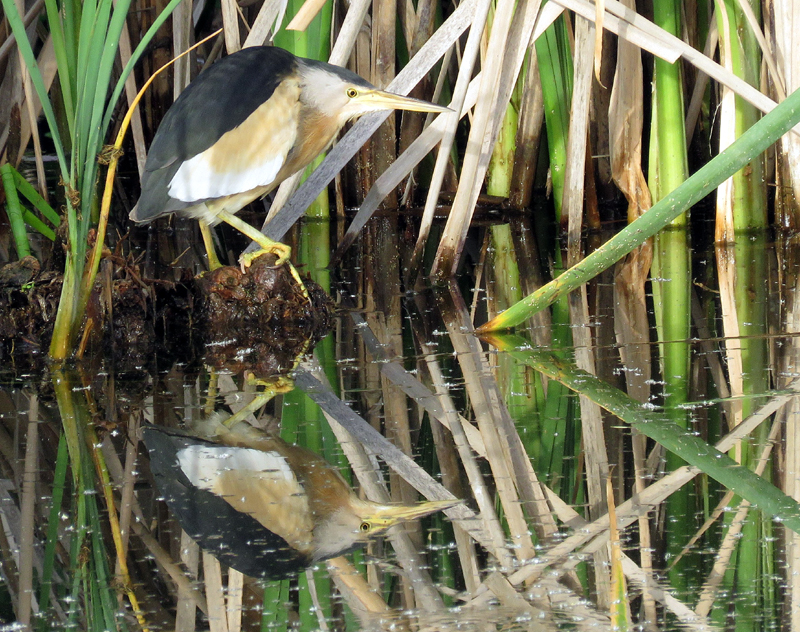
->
[142,409,458,580]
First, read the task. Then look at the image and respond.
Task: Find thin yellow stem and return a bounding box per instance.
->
[78,29,223,338]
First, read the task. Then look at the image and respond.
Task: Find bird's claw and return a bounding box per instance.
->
[245,373,295,394]
[238,244,292,273]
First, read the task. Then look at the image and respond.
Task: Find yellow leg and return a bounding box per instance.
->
[214,209,309,301]
[219,375,295,428]
[215,209,291,267]
[199,220,223,270]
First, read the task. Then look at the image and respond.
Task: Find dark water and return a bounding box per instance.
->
[3,222,798,631]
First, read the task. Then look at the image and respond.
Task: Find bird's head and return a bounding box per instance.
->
[311,497,461,561]
[298,59,450,126]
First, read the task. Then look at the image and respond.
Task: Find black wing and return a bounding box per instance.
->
[141,425,309,580]
[132,46,297,222]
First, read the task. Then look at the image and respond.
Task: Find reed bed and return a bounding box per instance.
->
[2,0,800,629]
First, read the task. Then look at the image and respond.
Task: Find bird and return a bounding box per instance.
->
[141,416,460,580]
[131,45,449,272]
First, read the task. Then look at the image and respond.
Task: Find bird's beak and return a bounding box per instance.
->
[368,498,462,529]
[360,90,451,113]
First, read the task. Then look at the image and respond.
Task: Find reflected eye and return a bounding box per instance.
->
[359,522,370,533]
[347,88,359,98]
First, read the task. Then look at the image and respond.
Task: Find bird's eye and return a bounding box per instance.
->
[347,88,359,98]
[359,522,370,532]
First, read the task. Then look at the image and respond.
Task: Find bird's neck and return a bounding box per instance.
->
[278,111,343,183]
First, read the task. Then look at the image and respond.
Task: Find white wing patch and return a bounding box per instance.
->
[177,445,295,489]
[168,151,285,202]
[167,78,301,203]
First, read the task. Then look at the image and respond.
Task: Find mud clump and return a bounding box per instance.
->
[0,252,334,377]
[196,253,334,376]
[0,256,62,355]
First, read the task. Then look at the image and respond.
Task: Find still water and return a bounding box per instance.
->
[1,221,797,631]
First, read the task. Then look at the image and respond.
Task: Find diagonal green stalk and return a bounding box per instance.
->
[477,83,800,332]
[484,334,800,535]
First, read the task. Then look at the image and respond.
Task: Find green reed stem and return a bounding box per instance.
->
[485,334,800,534]
[478,83,800,333]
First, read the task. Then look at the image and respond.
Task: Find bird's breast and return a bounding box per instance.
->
[276,112,341,183]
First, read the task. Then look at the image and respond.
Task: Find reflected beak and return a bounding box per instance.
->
[367,498,462,529]
[359,90,451,113]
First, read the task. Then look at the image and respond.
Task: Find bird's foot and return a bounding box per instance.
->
[217,375,295,429]
[239,244,291,273]
[245,373,295,395]
[238,249,311,304]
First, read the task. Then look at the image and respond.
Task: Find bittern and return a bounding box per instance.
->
[142,418,459,580]
[131,46,449,271]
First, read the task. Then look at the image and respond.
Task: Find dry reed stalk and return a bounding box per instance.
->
[430,0,540,278]
[777,236,800,630]
[560,16,612,607]
[0,484,21,616]
[175,532,200,632]
[0,0,44,65]
[296,360,445,611]
[715,246,745,434]
[15,38,48,202]
[470,464,706,625]
[608,0,656,619]
[221,0,241,52]
[484,572,541,615]
[430,0,517,279]
[734,0,782,99]
[766,0,800,225]
[555,0,792,124]
[607,477,632,625]
[243,0,287,48]
[528,576,612,629]
[619,555,711,628]
[509,52,544,210]
[172,0,193,97]
[128,485,210,614]
[408,0,489,279]
[416,339,515,573]
[285,0,326,31]
[334,74,481,265]
[13,37,57,168]
[437,290,537,565]
[354,308,490,460]
[294,363,492,547]
[396,0,436,194]
[113,413,140,600]
[226,570,244,632]
[362,0,417,520]
[695,500,751,617]
[203,553,231,632]
[117,9,147,177]
[691,291,732,406]
[326,557,389,615]
[465,377,800,600]
[17,395,38,628]
[685,16,717,145]
[427,456,482,594]
[370,0,396,198]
